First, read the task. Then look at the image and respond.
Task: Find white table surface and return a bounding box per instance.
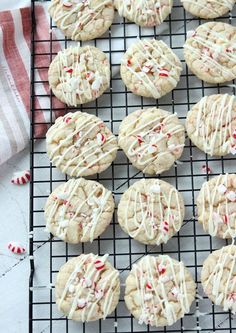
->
[0,1,30,333]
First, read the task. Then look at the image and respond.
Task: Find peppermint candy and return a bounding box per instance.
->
[77,298,87,309]
[187,30,196,39]
[97,133,106,145]
[160,221,169,233]
[157,263,166,274]
[86,71,95,80]
[201,165,212,174]
[147,144,157,154]
[63,3,73,8]
[64,116,72,124]
[230,144,236,155]
[159,68,169,77]
[137,134,144,145]
[58,219,70,228]
[68,284,75,293]
[171,286,179,298]
[56,192,69,201]
[142,65,151,73]
[228,293,236,301]
[8,241,26,254]
[11,170,30,185]
[94,259,105,270]
[226,191,236,202]
[223,214,229,224]
[81,277,92,288]
[95,289,104,300]
[146,282,152,289]
[150,184,160,194]
[217,184,227,195]
[233,129,236,140]
[91,75,102,91]
[212,212,223,224]
[64,66,73,73]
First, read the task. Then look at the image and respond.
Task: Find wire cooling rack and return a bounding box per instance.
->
[29,1,236,332]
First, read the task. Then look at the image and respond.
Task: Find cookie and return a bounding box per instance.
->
[201,245,236,314]
[44,178,115,243]
[46,111,118,177]
[55,253,120,321]
[181,0,235,19]
[117,178,185,245]
[186,94,236,157]
[184,22,236,84]
[48,45,110,106]
[48,0,114,41]
[197,174,236,239]
[125,255,196,327]
[118,108,185,175]
[114,0,173,27]
[120,39,182,99]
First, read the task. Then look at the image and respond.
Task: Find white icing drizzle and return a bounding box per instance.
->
[124,179,182,245]
[117,0,172,26]
[122,39,182,99]
[132,255,193,326]
[194,94,235,156]
[49,0,112,39]
[182,0,234,16]
[58,253,119,321]
[203,245,236,314]
[52,45,109,106]
[46,178,112,242]
[184,25,236,78]
[47,112,117,176]
[201,174,236,238]
[120,109,184,173]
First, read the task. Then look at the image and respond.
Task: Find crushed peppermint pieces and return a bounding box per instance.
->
[64,116,72,124]
[159,68,169,77]
[11,170,30,185]
[201,165,212,174]
[217,184,227,195]
[8,241,26,254]
[97,133,106,145]
[77,298,87,309]
[157,263,166,274]
[226,191,236,202]
[146,282,152,289]
[160,221,169,233]
[94,259,105,270]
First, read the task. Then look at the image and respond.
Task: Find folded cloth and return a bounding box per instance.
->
[0,5,62,165]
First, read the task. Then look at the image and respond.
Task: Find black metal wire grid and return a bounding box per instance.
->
[29,1,236,332]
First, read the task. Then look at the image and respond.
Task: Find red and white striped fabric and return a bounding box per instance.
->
[0,5,63,165]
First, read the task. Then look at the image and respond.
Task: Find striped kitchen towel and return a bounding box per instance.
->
[0,5,62,165]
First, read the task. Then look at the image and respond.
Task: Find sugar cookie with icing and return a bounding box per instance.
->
[181,0,235,19]
[48,45,110,106]
[186,94,236,156]
[117,178,185,245]
[46,111,118,177]
[55,253,120,321]
[118,108,185,175]
[48,0,114,41]
[201,245,236,314]
[44,178,115,243]
[120,39,182,99]
[114,0,173,27]
[197,174,236,239]
[184,22,236,84]
[125,255,196,327]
